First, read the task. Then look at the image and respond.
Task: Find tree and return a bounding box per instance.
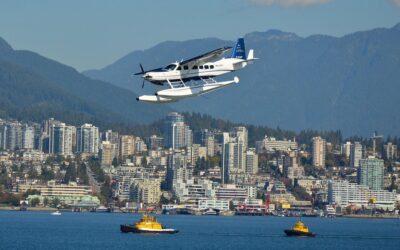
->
[43,197,49,207]
[30,197,40,207]
[51,198,61,208]
[23,189,40,198]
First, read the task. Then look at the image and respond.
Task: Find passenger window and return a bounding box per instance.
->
[177,66,181,70]
[204,65,209,69]
[210,65,214,69]
[192,65,198,69]
[199,66,204,69]
[184,66,189,70]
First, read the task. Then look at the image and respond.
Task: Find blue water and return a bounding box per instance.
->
[1,211,400,250]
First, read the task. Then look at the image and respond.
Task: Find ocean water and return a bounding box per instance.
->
[0,211,400,250]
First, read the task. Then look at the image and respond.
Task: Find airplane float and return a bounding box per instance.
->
[134,38,257,103]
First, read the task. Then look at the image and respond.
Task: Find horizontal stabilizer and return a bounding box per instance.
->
[246,49,258,62]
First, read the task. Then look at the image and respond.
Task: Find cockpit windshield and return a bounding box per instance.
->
[164,64,177,71]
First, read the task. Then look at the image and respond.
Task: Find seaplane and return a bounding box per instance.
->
[134,38,257,103]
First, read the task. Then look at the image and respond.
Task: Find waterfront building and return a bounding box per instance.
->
[312,136,326,168]
[358,157,384,190]
[328,180,396,210]
[350,142,365,168]
[198,199,229,211]
[215,184,248,201]
[76,124,99,155]
[255,136,298,153]
[23,181,100,206]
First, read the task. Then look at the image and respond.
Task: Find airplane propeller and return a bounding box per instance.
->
[134,63,145,75]
[134,64,146,88]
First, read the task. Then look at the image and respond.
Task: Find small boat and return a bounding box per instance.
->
[284,221,316,237]
[120,214,178,234]
[51,211,62,216]
[203,208,218,216]
[96,206,110,213]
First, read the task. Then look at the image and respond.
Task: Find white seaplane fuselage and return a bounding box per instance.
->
[142,55,252,84]
[137,51,254,103]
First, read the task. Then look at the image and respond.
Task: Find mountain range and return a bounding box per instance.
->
[84,23,400,137]
[0,37,172,130]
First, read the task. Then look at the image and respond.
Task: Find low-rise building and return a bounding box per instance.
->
[328,180,397,211]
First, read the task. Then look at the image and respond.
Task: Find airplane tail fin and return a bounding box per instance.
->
[247,49,254,60]
[231,38,246,59]
[246,49,258,63]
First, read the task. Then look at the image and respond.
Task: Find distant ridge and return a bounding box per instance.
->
[0,36,173,129]
[83,23,400,136]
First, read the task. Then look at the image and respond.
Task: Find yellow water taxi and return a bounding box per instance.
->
[120,214,178,234]
[284,221,316,237]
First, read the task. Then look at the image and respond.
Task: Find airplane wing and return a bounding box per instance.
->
[179,47,232,67]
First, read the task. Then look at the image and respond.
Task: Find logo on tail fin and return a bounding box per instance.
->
[231,38,246,59]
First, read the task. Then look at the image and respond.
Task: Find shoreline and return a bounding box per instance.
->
[1,207,399,219]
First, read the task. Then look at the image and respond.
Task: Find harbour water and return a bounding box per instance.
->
[1,211,400,250]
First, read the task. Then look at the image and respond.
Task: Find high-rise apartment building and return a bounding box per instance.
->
[5,122,22,151]
[384,142,398,160]
[119,135,135,160]
[350,142,365,167]
[312,136,326,168]
[245,148,258,175]
[22,125,35,150]
[358,157,384,190]
[76,124,99,155]
[100,141,117,166]
[163,112,192,149]
[341,141,352,159]
[222,132,246,184]
[49,123,74,156]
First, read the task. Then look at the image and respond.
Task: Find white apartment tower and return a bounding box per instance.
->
[312,136,326,168]
[76,124,99,155]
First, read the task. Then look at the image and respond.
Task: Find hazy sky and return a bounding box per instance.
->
[1,0,399,71]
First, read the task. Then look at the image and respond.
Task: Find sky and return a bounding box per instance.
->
[0,0,399,71]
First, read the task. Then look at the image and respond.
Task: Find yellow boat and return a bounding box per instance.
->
[120,214,178,234]
[284,221,316,237]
